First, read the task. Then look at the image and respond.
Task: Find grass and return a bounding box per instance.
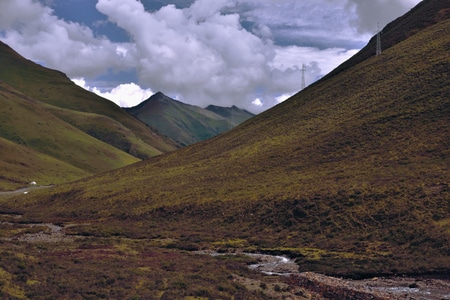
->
[0,137,89,191]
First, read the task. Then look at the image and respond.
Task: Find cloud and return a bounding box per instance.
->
[97,0,270,108]
[72,78,153,107]
[275,93,293,104]
[0,0,50,30]
[232,0,366,49]
[252,98,263,107]
[0,0,134,78]
[1,0,422,113]
[344,0,422,34]
[95,0,364,112]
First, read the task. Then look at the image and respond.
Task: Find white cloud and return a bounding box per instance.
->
[1,0,422,113]
[270,46,359,80]
[275,93,293,104]
[96,0,364,112]
[72,78,153,107]
[96,0,275,111]
[252,98,263,107]
[0,0,135,78]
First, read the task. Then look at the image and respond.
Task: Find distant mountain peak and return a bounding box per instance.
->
[126,95,254,146]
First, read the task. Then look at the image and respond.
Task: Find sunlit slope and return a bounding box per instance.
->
[3,2,449,276]
[0,41,177,157]
[0,81,140,189]
[0,137,89,191]
[45,106,163,160]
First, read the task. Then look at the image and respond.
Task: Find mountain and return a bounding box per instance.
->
[205,104,255,126]
[0,42,178,190]
[125,92,254,146]
[0,0,449,289]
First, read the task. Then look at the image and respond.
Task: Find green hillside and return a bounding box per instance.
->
[0,0,448,293]
[0,80,142,189]
[0,41,177,157]
[0,42,178,190]
[126,92,254,146]
[0,136,88,191]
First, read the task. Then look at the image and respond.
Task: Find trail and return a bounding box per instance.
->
[0,185,53,196]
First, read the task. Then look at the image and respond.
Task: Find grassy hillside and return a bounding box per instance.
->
[0,41,177,157]
[126,92,254,146]
[0,41,179,190]
[0,81,144,189]
[1,0,449,281]
[0,136,89,191]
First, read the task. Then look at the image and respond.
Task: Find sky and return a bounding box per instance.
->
[0,0,422,113]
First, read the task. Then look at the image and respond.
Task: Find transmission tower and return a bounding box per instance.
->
[301,63,306,90]
[376,23,382,56]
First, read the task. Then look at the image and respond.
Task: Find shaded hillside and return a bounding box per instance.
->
[2,0,449,278]
[126,92,254,146]
[0,41,177,157]
[205,105,254,127]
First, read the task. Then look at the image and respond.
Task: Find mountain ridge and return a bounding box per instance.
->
[125,92,254,146]
[0,41,178,190]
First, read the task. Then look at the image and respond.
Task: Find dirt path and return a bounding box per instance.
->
[0,185,53,196]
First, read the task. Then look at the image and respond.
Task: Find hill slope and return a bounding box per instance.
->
[125,92,254,146]
[0,42,178,189]
[1,0,449,277]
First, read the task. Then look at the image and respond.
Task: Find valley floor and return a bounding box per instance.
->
[1,214,449,299]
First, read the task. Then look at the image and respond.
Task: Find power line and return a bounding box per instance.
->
[301,63,306,90]
[376,23,382,56]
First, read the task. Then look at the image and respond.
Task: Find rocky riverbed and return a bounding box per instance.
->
[197,250,450,300]
[1,214,449,299]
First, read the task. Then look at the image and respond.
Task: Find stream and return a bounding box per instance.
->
[1,214,449,299]
[195,250,300,276]
[195,250,450,299]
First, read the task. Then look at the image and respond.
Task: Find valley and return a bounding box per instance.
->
[0,0,449,298]
[1,211,449,299]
